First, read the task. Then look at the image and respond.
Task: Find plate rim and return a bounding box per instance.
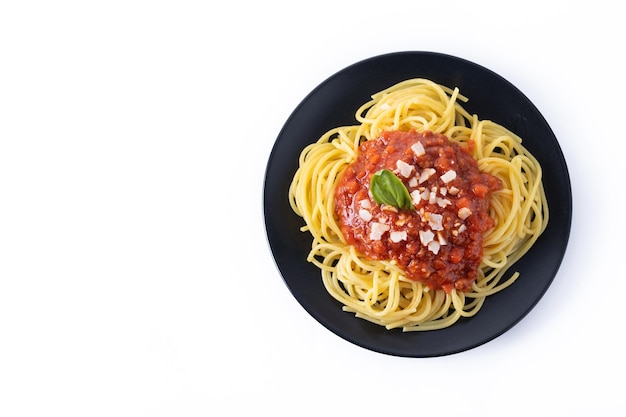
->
[263,50,572,357]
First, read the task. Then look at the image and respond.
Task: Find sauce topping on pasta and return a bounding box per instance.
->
[334,130,502,292]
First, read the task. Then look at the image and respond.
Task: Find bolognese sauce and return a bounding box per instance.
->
[334,130,502,293]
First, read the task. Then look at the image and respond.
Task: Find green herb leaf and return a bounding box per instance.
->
[370,169,414,210]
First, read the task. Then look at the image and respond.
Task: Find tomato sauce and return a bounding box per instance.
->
[334,130,502,293]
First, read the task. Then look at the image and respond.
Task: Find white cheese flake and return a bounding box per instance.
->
[396,160,414,178]
[436,197,451,208]
[428,240,441,254]
[408,176,418,188]
[452,224,467,237]
[390,230,408,243]
[410,190,422,206]
[429,186,438,204]
[419,230,434,246]
[369,222,390,241]
[448,186,459,196]
[418,208,426,222]
[419,168,436,184]
[458,207,472,220]
[358,209,373,222]
[427,212,444,231]
[411,141,425,157]
[440,170,457,184]
[359,199,371,209]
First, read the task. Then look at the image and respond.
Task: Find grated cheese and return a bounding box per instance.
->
[427,212,444,231]
[440,170,457,184]
[390,230,408,243]
[410,190,422,206]
[359,209,373,222]
[427,240,441,254]
[369,222,390,240]
[436,197,451,208]
[458,207,472,220]
[396,160,414,178]
[419,230,434,246]
[419,168,436,184]
[411,141,425,157]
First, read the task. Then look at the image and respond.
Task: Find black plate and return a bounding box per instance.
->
[263,51,572,357]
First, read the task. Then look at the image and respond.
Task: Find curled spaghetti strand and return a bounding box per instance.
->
[289,78,548,331]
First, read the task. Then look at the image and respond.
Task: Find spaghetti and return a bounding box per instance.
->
[288,78,548,331]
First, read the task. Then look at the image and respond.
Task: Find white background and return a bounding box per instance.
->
[0,1,623,416]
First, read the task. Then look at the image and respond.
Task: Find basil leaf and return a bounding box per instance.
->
[370,169,414,210]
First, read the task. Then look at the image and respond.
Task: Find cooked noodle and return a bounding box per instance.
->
[289,79,548,331]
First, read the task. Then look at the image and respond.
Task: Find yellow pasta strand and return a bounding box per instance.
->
[289,78,548,331]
